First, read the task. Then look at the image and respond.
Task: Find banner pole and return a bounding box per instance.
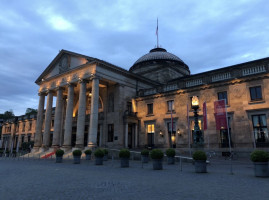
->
[224,99,233,175]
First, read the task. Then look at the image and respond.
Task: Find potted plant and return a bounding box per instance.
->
[119,149,130,168]
[84,149,92,160]
[150,149,164,170]
[0,149,3,157]
[72,149,82,164]
[94,148,104,165]
[141,149,150,163]
[193,150,207,173]
[55,149,64,163]
[103,149,108,161]
[250,150,269,177]
[166,148,176,164]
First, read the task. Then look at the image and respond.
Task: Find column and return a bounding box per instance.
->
[33,92,45,149]
[135,124,138,148]
[63,84,74,149]
[52,87,64,147]
[125,123,128,148]
[76,80,87,148]
[42,90,53,148]
[88,77,99,148]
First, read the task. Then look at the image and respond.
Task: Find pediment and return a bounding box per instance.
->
[36,50,91,83]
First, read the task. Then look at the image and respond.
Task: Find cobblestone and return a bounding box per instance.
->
[0,158,268,200]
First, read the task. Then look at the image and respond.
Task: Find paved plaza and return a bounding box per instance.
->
[0,157,268,200]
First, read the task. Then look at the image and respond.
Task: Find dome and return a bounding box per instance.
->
[129,47,190,83]
[133,47,184,66]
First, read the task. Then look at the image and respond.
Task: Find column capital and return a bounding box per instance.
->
[38,92,46,96]
[67,82,77,87]
[90,74,101,80]
[78,78,89,84]
[55,86,65,91]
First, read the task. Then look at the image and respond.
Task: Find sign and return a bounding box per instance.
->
[214,100,228,130]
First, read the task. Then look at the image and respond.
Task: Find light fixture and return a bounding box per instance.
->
[159,130,163,137]
[191,96,199,108]
[177,129,182,137]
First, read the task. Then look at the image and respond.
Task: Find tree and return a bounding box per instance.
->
[25,108,37,115]
[2,110,15,120]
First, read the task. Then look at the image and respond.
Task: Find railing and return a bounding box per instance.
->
[186,79,203,87]
[242,65,266,76]
[163,84,178,92]
[212,72,231,82]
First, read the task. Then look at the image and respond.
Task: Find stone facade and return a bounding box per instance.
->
[1,48,269,152]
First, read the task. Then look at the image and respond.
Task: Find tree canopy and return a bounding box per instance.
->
[25,108,38,115]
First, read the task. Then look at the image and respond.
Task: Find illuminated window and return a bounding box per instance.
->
[167,100,174,112]
[191,120,202,130]
[147,124,155,133]
[252,114,268,147]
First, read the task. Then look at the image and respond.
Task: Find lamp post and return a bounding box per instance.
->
[191,96,204,147]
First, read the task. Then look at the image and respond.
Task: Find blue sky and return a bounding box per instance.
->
[0,0,269,115]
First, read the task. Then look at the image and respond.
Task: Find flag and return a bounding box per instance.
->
[171,110,173,132]
[214,100,227,130]
[203,102,207,130]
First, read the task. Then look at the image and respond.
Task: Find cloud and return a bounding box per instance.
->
[0,0,268,115]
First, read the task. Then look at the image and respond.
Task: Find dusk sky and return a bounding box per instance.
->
[0,0,269,116]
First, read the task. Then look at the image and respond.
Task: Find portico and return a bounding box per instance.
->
[33,49,153,152]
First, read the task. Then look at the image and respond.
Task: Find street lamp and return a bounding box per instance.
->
[191,96,204,147]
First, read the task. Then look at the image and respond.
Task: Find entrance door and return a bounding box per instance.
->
[128,124,132,148]
[167,122,176,148]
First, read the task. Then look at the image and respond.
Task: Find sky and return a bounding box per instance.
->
[0,0,269,116]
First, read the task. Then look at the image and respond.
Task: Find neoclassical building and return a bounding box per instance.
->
[2,47,269,152]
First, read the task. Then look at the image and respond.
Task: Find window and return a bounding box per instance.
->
[22,122,25,132]
[21,135,25,143]
[252,114,269,147]
[167,100,174,112]
[107,124,114,142]
[108,93,114,112]
[147,103,153,115]
[28,121,32,131]
[218,91,228,104]
[147,124,155,133]
[28,135,31,142]
[220,117,232,148]
[250,86,262,101]
[147,124,155,148]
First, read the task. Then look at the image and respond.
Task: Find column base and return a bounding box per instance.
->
[87,143,97,150]
[61,145,72,152]
[32,146,41,153]
[74,144,84,149]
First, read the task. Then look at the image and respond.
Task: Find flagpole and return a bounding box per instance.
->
[156,18,159,48]
[224,99,233,174]
[187,104,191,157]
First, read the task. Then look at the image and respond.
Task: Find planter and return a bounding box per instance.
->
[103,154,108,161]
[56,156,63,163]
[194,160,207,173]
[120,158,129,168]
[253,162,269,177]
[167,156,175,165]
[141,155,149,163]
[95,157,103,165]
[73,156,81,164]
[85,154,91,160]
[152,159,163,170]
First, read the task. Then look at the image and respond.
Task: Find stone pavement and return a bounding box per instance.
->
[0,157,268,200]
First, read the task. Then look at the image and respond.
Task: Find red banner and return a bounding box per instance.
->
[214,100,227,130]
[203,102,207,130]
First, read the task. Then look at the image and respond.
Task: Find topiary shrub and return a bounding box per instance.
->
[150,149,164,159]
[72,150,82,157]
[250,150,269,162]
[119,149,130,158]
[141,149,149,156]
[193,150,207,161]
[56,149,64,157]
[84,149,92,155]
[103,149,108,155]
[166,148,176,157]
[94,149,105,158]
